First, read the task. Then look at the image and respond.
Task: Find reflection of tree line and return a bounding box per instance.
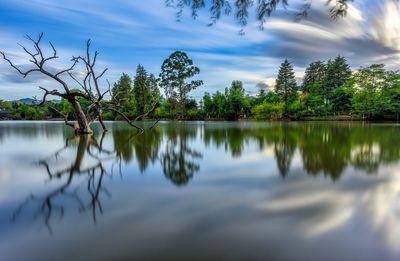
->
[12,122,400,230]
[6,122,400,184]
[112,123,400,180]
[203,123,400,179]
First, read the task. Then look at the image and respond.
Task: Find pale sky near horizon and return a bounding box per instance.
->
[0,0,399,100]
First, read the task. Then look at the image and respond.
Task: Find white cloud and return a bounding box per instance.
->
[1,0,400,100]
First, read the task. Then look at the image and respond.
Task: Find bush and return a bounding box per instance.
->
[252,102,284,120]
[185,108,200,119]
[288,99,306,118]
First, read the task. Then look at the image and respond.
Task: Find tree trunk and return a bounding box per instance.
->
[73,134,90,171]
[71,98,92,134]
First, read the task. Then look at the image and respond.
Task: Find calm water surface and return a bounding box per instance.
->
[1,121,400,260]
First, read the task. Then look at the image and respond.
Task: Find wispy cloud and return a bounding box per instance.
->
[0,0,399,100]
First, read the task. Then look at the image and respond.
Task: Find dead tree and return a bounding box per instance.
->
[0,33,157,134]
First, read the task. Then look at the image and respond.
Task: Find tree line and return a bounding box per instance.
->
[201,56,400,120]
[2,53,400,121]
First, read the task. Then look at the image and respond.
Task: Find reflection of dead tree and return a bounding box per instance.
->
[12,133,119,234]
[1,33,158,134]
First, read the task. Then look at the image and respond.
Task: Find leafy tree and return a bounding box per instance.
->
[275,59,298,115]
[352,90,378,119]
[288,98,306,118]
[159,51,203,118]
[0,100,12,112]
[185,98,199,119]
[305,94,325,116]
[255,89,267,105]
[202,92,213,118]
[58,98,73,116]
[14,103,41,120]
[242,95,253,117]
[351,64,387,118]
[254,89,279,106]
[157,97,177,119]
[265,91,280,103]
[226,80,246,119]
[330,86,354,114]
[212,91,227,118]
[253,102,284,120]
[382,71,400,118]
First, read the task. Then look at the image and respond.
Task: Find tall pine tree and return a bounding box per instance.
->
[111,73,133,107]
[275,59,297,114]
[302,60,326,93]
[324,55,351,91]
[133,64,151,115]
[148,73,161,104]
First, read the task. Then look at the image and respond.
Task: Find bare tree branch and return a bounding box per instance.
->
[107,108,144,133]
[96,68,108,80]
[47,107,75,129]
[55,59,78,77]
[38,86,65,105]
[0,51,40,77]
[134,102,158,121]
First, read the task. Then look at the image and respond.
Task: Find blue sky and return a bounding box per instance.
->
[0,0,399,100]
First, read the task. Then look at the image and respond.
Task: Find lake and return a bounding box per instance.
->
[1,121,400,260]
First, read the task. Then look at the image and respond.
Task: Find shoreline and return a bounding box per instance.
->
[1,117,399,123]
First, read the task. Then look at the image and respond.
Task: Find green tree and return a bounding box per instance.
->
[15,103,41,120]
[148,73,161,105]
[304,82,326,115]
[265,91,280,103]
[275,59,298,115]
[288,98,306,118]
[202,92,213,118]
[112,73,133,113]
[319,55,352,114]
[212,91,226,118]
[253,102,284,120]
[324,55,351,92]
[351,64,386,118]
[302,61,325,93]
[159,51,203,118]
[226,80,246,120]
[133,65,151,115]
[157,97,177,119]
[255,89,267,105]
[382,71,400,118]
[330,85,354,114]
